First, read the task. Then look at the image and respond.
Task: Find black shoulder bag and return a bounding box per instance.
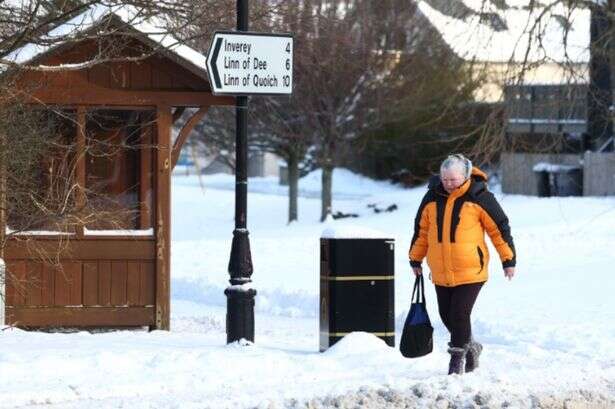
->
[400,274,434,358]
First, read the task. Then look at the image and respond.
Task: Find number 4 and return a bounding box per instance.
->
[286,42,291,53]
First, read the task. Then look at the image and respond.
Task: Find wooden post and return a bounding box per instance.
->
[0,122,6,325]
[76,107,86,238]
[155,104,172,330]
[140,113,153,229]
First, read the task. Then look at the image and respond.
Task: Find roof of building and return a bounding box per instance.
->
[1,4,208,79]
[417,0,590,64]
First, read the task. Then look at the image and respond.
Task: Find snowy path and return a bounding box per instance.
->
[2,171,615,408]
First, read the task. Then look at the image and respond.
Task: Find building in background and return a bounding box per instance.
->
[418,1,614,196]
[417,1,589,103]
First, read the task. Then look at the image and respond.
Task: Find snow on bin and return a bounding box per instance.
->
[319,226,394,352]
[533,162,583,197]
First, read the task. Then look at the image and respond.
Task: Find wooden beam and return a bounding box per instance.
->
[155,104,172,330]
[21,87,234,107]
[5,306,155,327]
[5,238,155,260]
[171,105,210,170]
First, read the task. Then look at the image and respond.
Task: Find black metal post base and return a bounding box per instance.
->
[228,229,253,280]
[224,286,257,343]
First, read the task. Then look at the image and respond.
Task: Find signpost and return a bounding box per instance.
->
[206,32,293,95]
[211,0,293,345]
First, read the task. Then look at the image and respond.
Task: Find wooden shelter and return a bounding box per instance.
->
[1,7,232,329]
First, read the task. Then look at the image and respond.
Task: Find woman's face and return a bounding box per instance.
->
[440,168,467,194]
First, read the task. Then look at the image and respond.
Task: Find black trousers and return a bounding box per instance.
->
[435,282,484,348]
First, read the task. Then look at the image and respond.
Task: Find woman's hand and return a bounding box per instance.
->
[504,267,515,280]
[412,267,423,276]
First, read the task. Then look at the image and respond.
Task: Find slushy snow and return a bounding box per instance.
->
[1,168,615,408]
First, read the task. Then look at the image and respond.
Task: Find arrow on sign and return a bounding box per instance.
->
[209,37,223,90]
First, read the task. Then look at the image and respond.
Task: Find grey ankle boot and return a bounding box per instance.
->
[465,339,483,373]
[447,346,467,375]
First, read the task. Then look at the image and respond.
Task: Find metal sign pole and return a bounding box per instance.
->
[225,0,256,344]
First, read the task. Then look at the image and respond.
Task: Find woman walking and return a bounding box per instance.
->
[408,154,516,375]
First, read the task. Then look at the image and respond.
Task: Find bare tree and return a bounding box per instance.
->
[269,0,483,221]
[247,97,313,223]
[241,2,318,223]
[189,107,238,173]
[256,0,403,221]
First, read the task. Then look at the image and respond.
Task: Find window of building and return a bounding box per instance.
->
[6,108,155,235]
[84,109,154,233]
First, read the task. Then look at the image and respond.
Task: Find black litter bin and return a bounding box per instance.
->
[551,166,583,196]
[533,163,583,197]
[534,169,550,197]
[319,237,395,352]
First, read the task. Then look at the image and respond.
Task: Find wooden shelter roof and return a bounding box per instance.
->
[3,4,210,85]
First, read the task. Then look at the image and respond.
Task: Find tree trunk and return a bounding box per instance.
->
[0,129,5,258]
[0,126,5,327]
[287,151,299,223]
[321,164,333,222]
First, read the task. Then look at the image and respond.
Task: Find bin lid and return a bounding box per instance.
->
[321,225,393,239]
[532,162,582,172]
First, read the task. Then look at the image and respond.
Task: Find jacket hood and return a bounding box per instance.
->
[470,167,488,182]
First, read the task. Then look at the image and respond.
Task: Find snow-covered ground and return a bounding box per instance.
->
[2,169,615,408]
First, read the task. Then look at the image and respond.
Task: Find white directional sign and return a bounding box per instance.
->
[206,31,293,95]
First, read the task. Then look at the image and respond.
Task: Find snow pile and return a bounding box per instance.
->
[276,385,615,409]
[323,332,393,357]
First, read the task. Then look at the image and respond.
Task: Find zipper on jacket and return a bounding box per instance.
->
[477,246,484,274]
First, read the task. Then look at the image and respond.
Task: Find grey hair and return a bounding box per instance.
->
[440,154,472,180]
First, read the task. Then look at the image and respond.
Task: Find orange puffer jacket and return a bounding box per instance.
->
[408,167,516,287]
